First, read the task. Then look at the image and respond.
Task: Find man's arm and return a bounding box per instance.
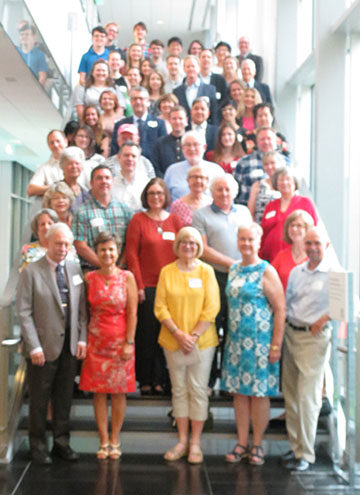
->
[27,183,49,197]
[200,235,235,270]
[74,240,101,268]
[16,266,44,364]
[38,71,47,86]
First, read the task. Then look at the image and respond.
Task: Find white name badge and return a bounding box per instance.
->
[72,274,83,286]
[162,231,175,241]
[147,120,158,128]
[250,169,263,179]
[232,278,245,288]
[216,91,221,100]
[189,278,202,288]
[90,217,104,228]
[265,210,276,220]
[312,280,324,290]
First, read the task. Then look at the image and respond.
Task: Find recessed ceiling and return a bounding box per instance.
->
[98,0,212,49]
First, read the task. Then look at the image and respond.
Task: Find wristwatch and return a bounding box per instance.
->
[126,339,134,345]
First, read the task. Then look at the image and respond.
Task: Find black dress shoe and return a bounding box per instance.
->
[51,444,79,461]
[281,450,295,462]
[285,458,311,472]
[31,450,53,465]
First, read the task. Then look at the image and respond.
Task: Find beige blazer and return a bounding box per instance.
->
[16,256,87,361]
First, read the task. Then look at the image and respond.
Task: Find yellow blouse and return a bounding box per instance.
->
[155,260,220,351]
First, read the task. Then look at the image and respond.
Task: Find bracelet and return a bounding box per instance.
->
[169,326,178,334]
[192,332,200,340]
[271,344,280,351]
[126,340,134,345]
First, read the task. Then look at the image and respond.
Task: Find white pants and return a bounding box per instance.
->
[282,324,331,463]
[164,346,215,421]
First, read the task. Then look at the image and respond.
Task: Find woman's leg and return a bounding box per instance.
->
[249,396,270,464]
[234,394,251,446]
[251,396,270,446]
[110,393,127,445]
[163,349,190,459]
[93,393,109,445]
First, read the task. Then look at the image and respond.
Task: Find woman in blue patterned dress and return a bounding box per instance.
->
[221,222,285,465]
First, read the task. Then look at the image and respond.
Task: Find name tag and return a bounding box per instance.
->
[189,278,202,288]
[90,217,104,228]
[72,274,83,286]
[216,91,221,100]
[265,210,276,220]
[250,169,263,179]
[147,120,158,128]
[232,278,245,288]
[162,231,175,241]
[312,280,324,290]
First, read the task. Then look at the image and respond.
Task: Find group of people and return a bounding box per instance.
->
[16,20,338,474]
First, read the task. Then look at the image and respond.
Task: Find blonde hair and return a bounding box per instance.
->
[173,226,204,258]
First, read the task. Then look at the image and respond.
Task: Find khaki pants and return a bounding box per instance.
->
[164,346,215,421]
[282,324,331,463]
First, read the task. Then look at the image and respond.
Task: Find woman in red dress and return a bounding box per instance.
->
[80,231,138,460]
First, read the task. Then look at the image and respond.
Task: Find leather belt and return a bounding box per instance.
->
[286,319,311,332]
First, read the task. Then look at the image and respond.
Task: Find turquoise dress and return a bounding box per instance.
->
[221,260,279,397]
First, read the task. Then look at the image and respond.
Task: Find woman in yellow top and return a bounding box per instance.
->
[154,226,220,465]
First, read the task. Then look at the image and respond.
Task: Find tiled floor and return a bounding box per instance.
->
[1,444,358,495]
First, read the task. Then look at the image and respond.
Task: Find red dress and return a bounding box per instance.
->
[79,269,136,393]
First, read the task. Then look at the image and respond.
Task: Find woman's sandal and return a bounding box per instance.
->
[96,444,109,460]
[109,443,122,460]
[225,444,249,464]
[249,445,264,466]
[164,442,188,461]
[187,444,204,464]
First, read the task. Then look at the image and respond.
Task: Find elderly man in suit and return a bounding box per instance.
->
[173,55,218,125]
[17,223,87,465]
[110,86,167,157]
[237,36,264,82]
[240,59,272,105]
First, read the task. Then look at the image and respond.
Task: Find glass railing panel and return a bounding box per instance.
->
[0,0,72,117]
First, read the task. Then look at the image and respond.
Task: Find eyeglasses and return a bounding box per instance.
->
[179,241,197,247]
[147,191,165,196]
[188,175,208,180]
[183,142,202,148]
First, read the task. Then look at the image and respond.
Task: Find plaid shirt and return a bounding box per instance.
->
[234,151,290,205]
[72,193,132,269]
[234,150,265,205]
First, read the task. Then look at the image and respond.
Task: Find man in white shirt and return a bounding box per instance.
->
[164,55,183,93]
[27,130,68,216]
[112,142,149,211]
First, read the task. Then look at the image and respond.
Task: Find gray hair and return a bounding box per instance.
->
[241,58,256,73]
[183,54,200,68]
[129,85,149,99]
[238,222,263,239]
[187,164,209,179]
[192,96,210,110]
[59,146,85,170]
[30,208,58,237]
[43,182,75,208]
[210,173,239,199]
[46,222,74,243]
[181,130,206,147]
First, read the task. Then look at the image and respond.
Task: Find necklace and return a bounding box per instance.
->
[152,218,164,235]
